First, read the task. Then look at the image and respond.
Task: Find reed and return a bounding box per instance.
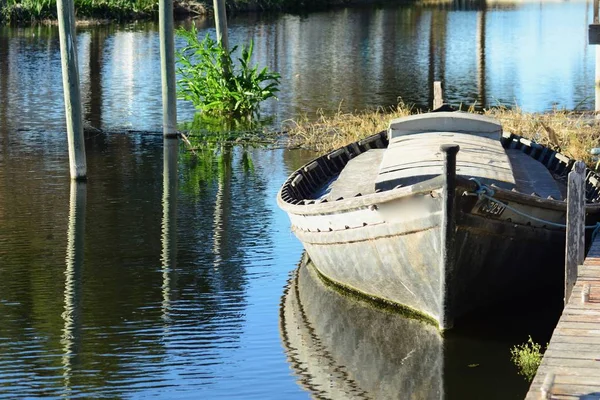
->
[286,104,600,165]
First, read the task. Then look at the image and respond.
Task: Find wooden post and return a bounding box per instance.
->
[159,0,177,137]
[213,0,229,51]
[440,144,459,330]
[540,373,555,399]
[433,81,443,110]
[56,0,87,180]
[476,10,486,108]
[212,0,230,78]
[583,283,591,304]
[565,161,586,304]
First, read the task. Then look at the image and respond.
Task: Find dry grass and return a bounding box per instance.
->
[285,102,414,154]
[286,103,600,165]
[484,106,600,165]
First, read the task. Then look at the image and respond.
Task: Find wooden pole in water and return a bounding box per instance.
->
[56,0,87,180]
[440,144,459,330]
[212,0,231,79]
[213,0,229,51]
[565,161,586,305]
[433,81,443,110]
[159,0,177,137]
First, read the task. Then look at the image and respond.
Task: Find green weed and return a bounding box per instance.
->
[176,24,280,118]
[510,336,544,382]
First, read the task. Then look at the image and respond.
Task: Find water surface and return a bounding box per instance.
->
[0,1,587,398]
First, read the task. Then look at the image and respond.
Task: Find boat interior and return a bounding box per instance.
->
[279,112,600,206]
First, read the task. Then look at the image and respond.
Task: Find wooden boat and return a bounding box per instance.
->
[277,111,600,330]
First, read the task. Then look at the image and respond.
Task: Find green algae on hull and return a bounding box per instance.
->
[302,254,442,331]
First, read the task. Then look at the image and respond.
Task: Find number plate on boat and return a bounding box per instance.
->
[478,199,506,217]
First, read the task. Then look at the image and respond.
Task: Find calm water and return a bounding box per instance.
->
[0,1,591,398]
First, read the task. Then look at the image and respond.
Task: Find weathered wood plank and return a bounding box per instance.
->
[529,380,600,392]
[543,343,600,352]
[562,308,600,316]
[551,336,600,345]
[543,349,600,360]
[540,356,600,369]
[578,264,600,270]
[548,375,600,385]
[553,322,600,330]
[535,366,600,378]
[552,328,600,337]
[558,314,600,323]
[565,161,586,304]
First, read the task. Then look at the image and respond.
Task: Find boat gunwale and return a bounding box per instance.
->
[277,122,600,217]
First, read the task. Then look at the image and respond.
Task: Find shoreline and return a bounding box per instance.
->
[0,0,437,26]
[0,1,207,26]
[285,105,600,165]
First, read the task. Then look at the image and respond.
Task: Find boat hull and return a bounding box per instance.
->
[290,188,567,329]
[277,127,600,330]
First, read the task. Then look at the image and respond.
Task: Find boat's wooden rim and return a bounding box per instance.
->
[277,124,600,217]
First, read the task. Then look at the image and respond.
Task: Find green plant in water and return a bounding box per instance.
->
[510,336,544,382]
[176,25,280,118]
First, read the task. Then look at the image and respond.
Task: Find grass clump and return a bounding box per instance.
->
[510,336,544,382]
[286,102,600,165]
[176,25,280,118]
[286,101,413,153]
[484,106,600,165]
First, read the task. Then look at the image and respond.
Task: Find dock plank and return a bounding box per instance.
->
[526,249,600,399]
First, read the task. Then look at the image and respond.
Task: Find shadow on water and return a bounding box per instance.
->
[281,256,563,399]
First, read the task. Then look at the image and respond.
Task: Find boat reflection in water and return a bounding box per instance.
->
[280,256,443,399]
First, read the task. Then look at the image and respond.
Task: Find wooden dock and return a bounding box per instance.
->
[526,236,600,399]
